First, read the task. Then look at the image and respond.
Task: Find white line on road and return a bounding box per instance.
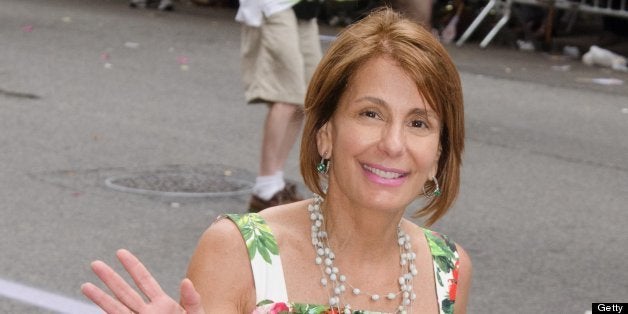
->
[0,278,101,314]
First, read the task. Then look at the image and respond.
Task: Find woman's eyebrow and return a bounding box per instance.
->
[410,108,430,117]
[355,96,387,106]
[355,96,433,117]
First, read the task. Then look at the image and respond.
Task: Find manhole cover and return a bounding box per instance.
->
[105,170,253,197]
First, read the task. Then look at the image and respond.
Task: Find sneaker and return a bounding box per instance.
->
[248,182,303,213]
[158,0,174,11]
[129,0,147,8]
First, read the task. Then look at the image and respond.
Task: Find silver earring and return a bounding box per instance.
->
[423,176,441,199]
[316,153,330,174]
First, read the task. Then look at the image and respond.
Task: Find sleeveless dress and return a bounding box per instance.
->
[223,213,460,314]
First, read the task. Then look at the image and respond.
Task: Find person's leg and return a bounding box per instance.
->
[260,102,304,177]
[297,17,323,83]
[255,16,319,199]
[252,102,303,201]
[388,0,432,28]
[242,9,309,210]
[256,18,320,194]
[418,0,433,29]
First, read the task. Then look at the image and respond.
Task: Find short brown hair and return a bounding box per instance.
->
[299,8,464,226]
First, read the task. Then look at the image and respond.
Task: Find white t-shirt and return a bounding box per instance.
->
[235,0,299,27]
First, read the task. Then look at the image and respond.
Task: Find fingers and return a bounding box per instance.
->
[116,249,166,302]
[81,282,132,314]
[180,278,204,314]
[90,259,146,311]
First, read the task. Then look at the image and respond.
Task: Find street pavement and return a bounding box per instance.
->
[1,0,627,313]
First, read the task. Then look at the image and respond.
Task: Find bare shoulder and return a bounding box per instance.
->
[186,217,256,312]
[456,243,473,275]
[191,217,249,261]
[258,199,312,241]
[454,243,472,314]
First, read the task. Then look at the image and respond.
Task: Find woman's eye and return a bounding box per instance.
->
[411,120,427,128]
[361,110,378,119]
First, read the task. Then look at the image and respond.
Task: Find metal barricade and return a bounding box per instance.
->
[578,0,628,17]
[456,0,628,47]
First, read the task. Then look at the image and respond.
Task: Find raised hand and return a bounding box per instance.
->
[81,249,204,314]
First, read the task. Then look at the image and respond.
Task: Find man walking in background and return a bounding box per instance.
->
[236,0,322,212]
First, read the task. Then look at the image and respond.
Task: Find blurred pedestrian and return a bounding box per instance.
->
[236,0,323,212]
[388,0,433,28]
[129,0,174,11]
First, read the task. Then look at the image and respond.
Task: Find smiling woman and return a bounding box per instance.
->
[313,56,443,214]
[82,8,470,314]
[300,9,464,225]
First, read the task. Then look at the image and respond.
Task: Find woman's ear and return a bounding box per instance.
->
[316,122,333,157]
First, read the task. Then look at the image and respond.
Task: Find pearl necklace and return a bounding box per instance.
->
[309,194,417,314]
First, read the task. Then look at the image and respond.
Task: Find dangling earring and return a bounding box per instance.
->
[316,153,330,174]
[423,176,441,199]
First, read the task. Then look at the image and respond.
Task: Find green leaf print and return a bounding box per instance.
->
[436,268,444,287]
[241,226,253,240]
[291,303,329,314]
[247,238,258,260]
[426,232,455,259]
[427,232,456,273]
[227,213,279,265]
[442,299,454,314]
[435,255,454,274]
[262,232,280,254]
[257,238,272,263]
[256,299,275,306]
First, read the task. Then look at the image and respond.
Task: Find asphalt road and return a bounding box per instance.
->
[1,0,627,313]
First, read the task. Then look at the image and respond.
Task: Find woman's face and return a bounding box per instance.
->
[318,56,441,212]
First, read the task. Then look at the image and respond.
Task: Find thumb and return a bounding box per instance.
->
[180,278,204,314]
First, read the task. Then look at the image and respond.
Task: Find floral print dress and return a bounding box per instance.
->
[223,213,460,314]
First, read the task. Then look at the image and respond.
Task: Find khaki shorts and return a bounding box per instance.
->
[241,8,322,105]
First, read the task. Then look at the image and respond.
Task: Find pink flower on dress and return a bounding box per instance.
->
[252,302,290,314]
[269,302,290,313]
[448,260,460,301]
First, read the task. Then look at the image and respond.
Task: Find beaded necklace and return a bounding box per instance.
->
[309,194,417,314]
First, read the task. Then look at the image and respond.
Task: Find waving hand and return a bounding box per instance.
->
[81,249,204,314]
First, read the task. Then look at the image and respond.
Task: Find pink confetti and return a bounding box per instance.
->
[22,25,33,33]
[100,52,110,61]
[177,56,189,65]
[72,192,82,197]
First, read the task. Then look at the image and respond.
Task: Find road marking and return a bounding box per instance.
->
[585,311,592,314]
[0,278,100,313]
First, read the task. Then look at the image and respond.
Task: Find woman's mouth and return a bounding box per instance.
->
[363,165,404,179]
[362,164,408,186]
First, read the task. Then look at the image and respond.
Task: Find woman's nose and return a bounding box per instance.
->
[378,123,404,157]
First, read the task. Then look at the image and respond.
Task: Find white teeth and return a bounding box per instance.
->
[363,165,403,179]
